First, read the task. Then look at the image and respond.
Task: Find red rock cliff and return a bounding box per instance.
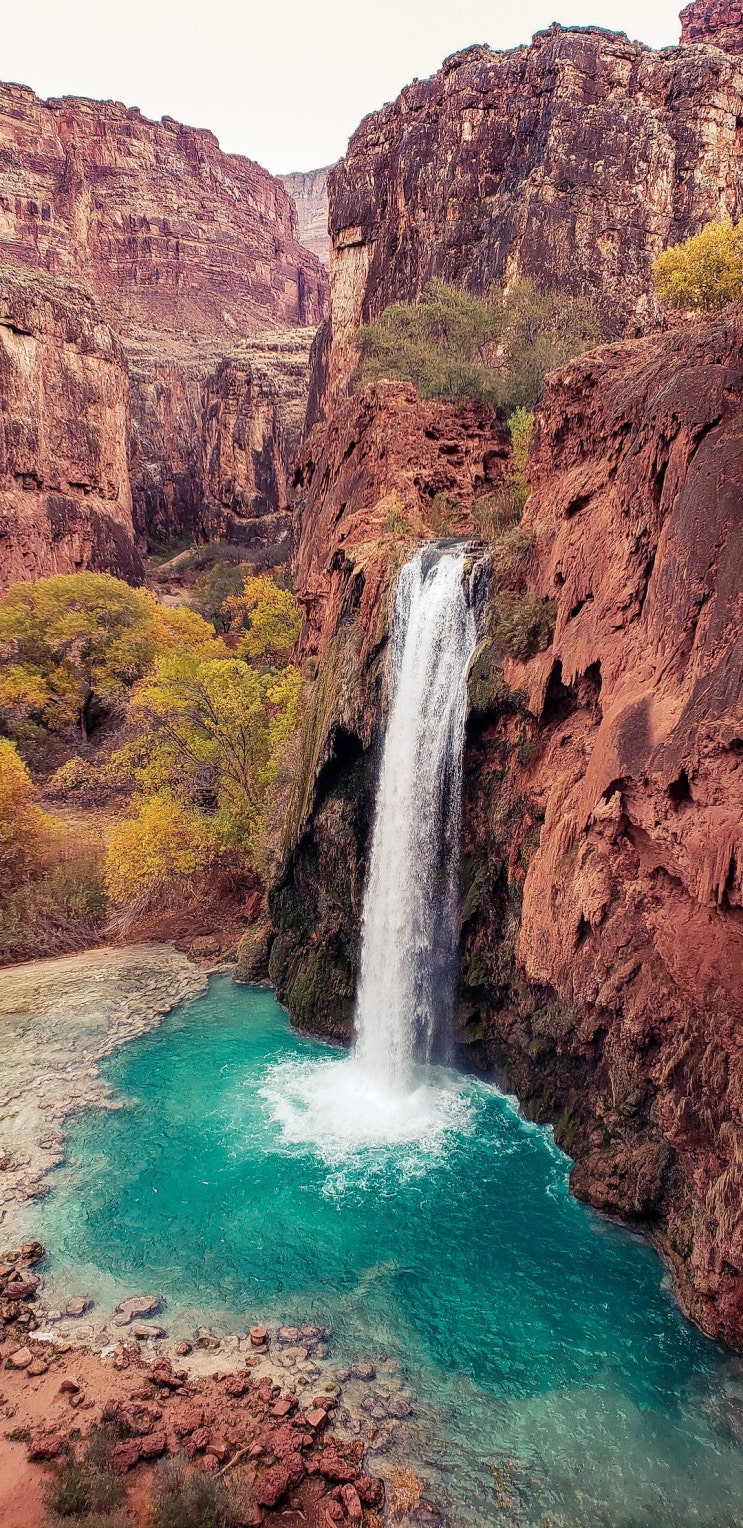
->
[0,82,327,335]
[459,304,743,1349]
[321,24,743,403]
[0,265,142,592]
[680,0,743,53]
[275,302,743,1348]
[0,81,330,562]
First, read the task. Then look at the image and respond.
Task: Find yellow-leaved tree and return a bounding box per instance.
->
[653,221,743,312]
[0,572,221,744]
[105,576,302,908]
[0,739,52,886]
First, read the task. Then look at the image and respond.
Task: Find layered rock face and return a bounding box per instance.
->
[275,303,743,1348]
[680,0,743,53]
[0,82,326,334]
[0,265,142,592]
[127,340,307,548]
[322,23,743,400]
[279,169,331,267]
[0,80,330,564]
[269,384,508,1036]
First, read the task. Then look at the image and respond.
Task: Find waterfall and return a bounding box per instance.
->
[264,544,478,1160]
[353,545,477,1085]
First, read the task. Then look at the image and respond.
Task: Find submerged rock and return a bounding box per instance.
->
[114,1294,162,1323]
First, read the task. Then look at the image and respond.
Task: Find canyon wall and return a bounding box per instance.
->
[0,81,326,334]
[269,384,508,1034]
[0,81,330,574]
[274,303,743,1349]
[279,169,331,267]
[320,18,743,406]
[681,0,743,52]
[0,265,143,591]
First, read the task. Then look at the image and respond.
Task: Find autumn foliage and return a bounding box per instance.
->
[0,569,303,940]
[653,221,743,312]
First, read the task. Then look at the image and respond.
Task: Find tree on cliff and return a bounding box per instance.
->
[653,221,743,311]
[357,279,601,410]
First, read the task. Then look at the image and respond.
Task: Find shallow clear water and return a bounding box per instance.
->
[20,979,743,1526]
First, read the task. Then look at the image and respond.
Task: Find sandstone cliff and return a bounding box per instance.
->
[459,305,743,1350]
[0,265,142,592]
[279,169,331,267]
[0,80,330,564]
[681,0,743,53]
[0,82,326,335]
[321,21,743,405]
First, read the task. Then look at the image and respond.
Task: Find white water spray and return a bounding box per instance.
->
[263,545,479,1159]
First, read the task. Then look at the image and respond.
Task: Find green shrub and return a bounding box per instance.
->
[45,1429,125,1519]
[148,1457,254,1528]
[491,591,556,661]
[188,562,247,632]
[357,280,503,406]
[429,492,461,536]
[357,280,602,411]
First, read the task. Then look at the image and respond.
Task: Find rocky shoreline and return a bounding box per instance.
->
[0,1239,432,1526]
[0,944,207,1237]
[0,945,435,1524]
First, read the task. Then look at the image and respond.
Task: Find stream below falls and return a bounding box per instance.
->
[15,976,743,1528]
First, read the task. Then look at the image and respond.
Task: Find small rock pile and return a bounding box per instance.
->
[6,1337,385,1526]
[0,1241,46,1364]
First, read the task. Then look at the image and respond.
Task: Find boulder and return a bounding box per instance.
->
[114,1295,162,1323]
[8,1346,32,1369]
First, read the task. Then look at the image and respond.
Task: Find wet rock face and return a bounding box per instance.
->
[325,24,743,394]
[680,0,743,54]
[270,383,507,1037]
[0,265,143,593]
[458,302,743,1349]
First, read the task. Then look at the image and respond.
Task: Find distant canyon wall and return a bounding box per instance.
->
[0,265,143,589]
[279,168,331,268]
[0,81,330,584]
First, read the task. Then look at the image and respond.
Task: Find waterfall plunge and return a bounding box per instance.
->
[354,546,477,1084]
[263,546,479,1160]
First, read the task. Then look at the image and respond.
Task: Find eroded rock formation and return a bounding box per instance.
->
[321,22,743,404]
[0,80,330,565]
[279,168,332,267]
[459,304,743,1350]
[0,266,142,592]
[680,0,743,54]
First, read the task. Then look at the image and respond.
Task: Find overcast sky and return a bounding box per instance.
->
[5,0,684,175]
